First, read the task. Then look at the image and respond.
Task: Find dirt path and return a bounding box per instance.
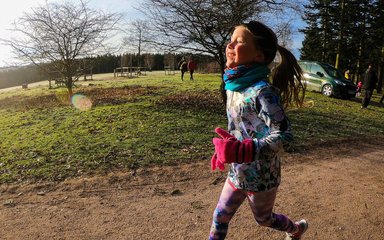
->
[1,141,383,240]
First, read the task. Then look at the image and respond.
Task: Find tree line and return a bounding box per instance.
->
[300,0,384,91]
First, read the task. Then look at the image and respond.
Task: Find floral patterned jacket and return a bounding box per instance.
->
[226,79,293,192]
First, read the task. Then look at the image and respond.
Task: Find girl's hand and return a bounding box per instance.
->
[211,128,254,167]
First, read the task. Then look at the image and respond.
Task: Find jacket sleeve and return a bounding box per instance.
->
[254,87,293,153]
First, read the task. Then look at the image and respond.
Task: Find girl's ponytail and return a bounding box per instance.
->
[231,21,306,108]
[271,45,305,108]
[242,21,305,108]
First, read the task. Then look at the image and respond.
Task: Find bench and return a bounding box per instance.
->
[48,78,65,89]
[114,67,146,78]
[164,65,175,75]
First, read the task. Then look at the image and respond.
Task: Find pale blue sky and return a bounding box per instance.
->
[0,0,306,67]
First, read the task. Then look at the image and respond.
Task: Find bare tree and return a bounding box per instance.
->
[139,0,302,74]
[124,20,147,66]
[1,0,121,98]
[143,53,155,70]
[275,22,293,49]
[138,0,303,103]
[123,19,156,67]
[164,53,176,69]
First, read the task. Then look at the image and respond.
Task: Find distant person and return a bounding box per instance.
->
[361,63,378,109]
[344,69,351,80]
[208,21,308,240]
[178,57,188,80]
[356,80,363,97]
[187,58,197,80]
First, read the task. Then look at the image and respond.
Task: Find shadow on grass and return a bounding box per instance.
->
[288,105,384,154]
[348,96,384,108]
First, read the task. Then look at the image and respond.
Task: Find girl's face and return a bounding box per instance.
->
[226,26,264,68]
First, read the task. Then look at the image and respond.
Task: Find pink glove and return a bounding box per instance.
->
[215,127,237,141]
[211,153,225,171]
[210,127,237,171]
[212,127,254,166]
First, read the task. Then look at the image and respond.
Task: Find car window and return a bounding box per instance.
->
[310,64,325,75]
[320,63,343,79]
[298,63,308,72]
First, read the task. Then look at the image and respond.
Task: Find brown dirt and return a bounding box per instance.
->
[1,140,383,240]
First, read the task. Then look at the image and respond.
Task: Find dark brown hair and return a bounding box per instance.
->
[242,21,305,108]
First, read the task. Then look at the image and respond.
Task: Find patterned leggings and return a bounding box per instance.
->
[209,179,298,240]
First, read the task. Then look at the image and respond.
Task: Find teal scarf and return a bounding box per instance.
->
[223,64,270,91]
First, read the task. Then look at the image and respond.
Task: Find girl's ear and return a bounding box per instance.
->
[253,51,265,63]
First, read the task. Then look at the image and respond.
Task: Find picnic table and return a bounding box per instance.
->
[164,65,175,75]
[48,78,65,89]
[114,67,146,78]
[47,69,93,89]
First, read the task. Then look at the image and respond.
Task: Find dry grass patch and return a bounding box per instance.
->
[155,90,223,113]
[0,85,160,110]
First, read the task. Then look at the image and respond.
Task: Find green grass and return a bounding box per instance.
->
[1,72,383,183]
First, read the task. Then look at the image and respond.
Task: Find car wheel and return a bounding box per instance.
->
[322,84,333,97]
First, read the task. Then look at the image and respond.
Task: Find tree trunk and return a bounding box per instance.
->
[335,0,345,69]
[377,46,384,93]
[66,76,73,104]
[217,51,226,106]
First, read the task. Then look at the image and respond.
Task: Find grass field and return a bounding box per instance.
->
[1,72,383,183]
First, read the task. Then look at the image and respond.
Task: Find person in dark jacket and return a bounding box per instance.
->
[178,57,188,81]
[361,63,378,109]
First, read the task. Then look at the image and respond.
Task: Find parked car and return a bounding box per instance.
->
[298,61,357,99]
